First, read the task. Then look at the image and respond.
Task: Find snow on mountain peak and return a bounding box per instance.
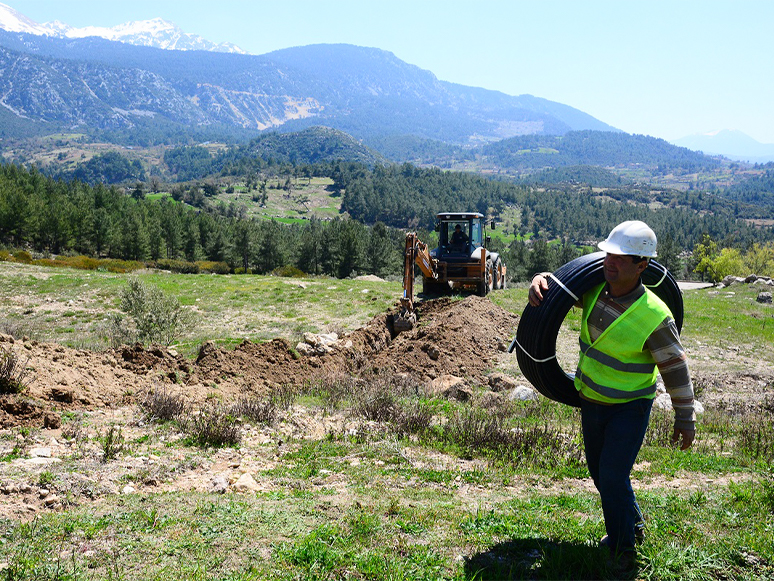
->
[0,2,247,54]
[0,2,48,34]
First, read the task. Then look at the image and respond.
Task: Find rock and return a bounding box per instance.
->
[488,372,519,392]
[653,393,672,410]
[426,346,440,361]
[509,386,539,402]
[44,413,61,430]
[745,274,758,283]
[232,472,261,493]
[50,388,73,403]
[757,292,772,304]
[29,447,52,458]
[209,475,229,494]
[302,332,320,347]
[318,333,338,346]
[122,485,136,495]
[43,494,58,507]
[295,342,315,356]
[196,341,218,362]
[429,375,471,401]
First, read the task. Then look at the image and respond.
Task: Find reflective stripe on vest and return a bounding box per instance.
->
[574,283,673,404]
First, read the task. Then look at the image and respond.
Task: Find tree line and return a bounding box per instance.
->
[3,159,772,284]
[0,163,403,278]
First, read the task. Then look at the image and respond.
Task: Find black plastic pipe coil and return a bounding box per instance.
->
[509,251,684,408]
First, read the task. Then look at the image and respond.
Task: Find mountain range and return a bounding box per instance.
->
[671,130,774,164]
[0,2,244,53]
[0,3,619,147]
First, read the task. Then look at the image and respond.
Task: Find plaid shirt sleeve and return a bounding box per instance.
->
[646,318,696,431]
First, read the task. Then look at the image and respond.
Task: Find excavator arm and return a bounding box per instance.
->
[394,232,437,332]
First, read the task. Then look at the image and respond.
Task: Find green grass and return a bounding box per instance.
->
[681,284,774,365]
[0,380,772,580]
[0,262,400,354]
[0,266,773,579]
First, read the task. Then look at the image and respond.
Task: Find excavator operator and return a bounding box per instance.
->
[450,223,469,249]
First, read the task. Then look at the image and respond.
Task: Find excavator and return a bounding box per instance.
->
[394,212,506,332]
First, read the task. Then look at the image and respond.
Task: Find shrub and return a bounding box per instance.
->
[351,379,397,422]
[139,387,188,422]
[271,265,306,278]
[102,259,145,273]
[737,411,774,461]
[390,400,433,436]
[181,402,242,447]
[13,251,32,264]
[304,374,360,412]
[441,407,584,469]
[196,261,231,274]
[0,347,32,394]
[100,425,126,462]
[269,384,298,410]
[230,397,277,425]
[107,278,195,346]
[154,259,200,274]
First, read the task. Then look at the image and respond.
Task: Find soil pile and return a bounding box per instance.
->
[1,296,521,427]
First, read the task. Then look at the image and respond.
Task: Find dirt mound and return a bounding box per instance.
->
[0,296,521,427]
[365,296,518,383]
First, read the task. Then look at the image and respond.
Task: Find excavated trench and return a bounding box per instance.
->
[0,296,521,428]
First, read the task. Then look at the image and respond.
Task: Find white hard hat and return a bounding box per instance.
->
[598,220,657,258]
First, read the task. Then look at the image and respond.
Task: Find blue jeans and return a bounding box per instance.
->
[581,397,653,552]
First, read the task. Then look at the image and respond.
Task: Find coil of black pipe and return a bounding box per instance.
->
[509,251,684,407]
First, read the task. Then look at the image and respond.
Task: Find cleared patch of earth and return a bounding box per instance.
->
[0,294,771,521]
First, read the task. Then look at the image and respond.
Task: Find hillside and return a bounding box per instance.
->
[0,264,772,580]
[0,31,617,144]
[479,131,720,173]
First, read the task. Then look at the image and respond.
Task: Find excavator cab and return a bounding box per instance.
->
[438,217,483,256]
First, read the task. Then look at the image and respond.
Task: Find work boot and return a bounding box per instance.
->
[607,549,637,576]
[600,536,638,576]
[600,525,645,549]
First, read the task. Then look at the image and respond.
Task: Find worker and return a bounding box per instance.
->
[450,223,469,247]
[528,220,695,570]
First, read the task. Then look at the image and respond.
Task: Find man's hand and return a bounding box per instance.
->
[528,275,549,307]
[671,428,695,450]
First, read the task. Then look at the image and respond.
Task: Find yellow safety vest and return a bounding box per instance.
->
[574,283,673,404]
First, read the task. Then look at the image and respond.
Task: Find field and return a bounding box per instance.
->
[0,262,772,580]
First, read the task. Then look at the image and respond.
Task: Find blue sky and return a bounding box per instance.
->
[11,0,774,143]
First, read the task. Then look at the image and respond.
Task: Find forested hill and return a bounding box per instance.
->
[162,128,386,182]
[480,131,720,172]
[334,162,767,250]
[712,169,774,209]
